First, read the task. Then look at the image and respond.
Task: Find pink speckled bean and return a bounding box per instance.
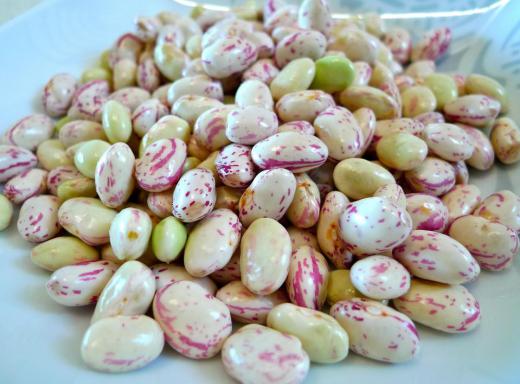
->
[404,157,455,196]
[331,298,420,363]
[444,95,500,128]
[172,95,223,126]
[202,37,258,79]
[201,18,253,49]
[414,111,445,125]
[383,27,411,64]
[251,131,328,173]
[286,245,329,310]
[314,106,363,161]
[393,230,480,284]
[222,324,309,384]
[58,120,107,147]
[46,165,82,195]
[316,191,353,269]
[350,255,410,300]
[184,208,241,277]
[4,168,47,204]
[441,184,482,224]
[405,193,449,232]
[151,264,217,294]
[242,59,280,85]
[42,73,78,117]
[193,105,234,152]
[46,260,117,306]
[338,196,412,257]
[239,168,296,226]
[137,57,161,92]
[276,90,335,123]
[131,99,169,137]
[412,27,451,62]
[393,279,481,333]
[210,250,241,285]
[135,16,161,42]
[135,138,186,192]
[278,120,315,135]
[226,106,279,145]
[353,107,376,155]
[287,226,320,251]
[449,215,518,271]
[473,190,520,232]
[3,114,54,151]
[108,87,151,112]
[146,190,173,218]
[298,0,332,37]
[156,24,186,48]
[421,123,474,162]
[68,80,110,121]
[264,5,298,33]
[167,75,224,105]
[235,79,274,110]
[240,218,291,295]
[373,184,407,209]
[287,173,320,228]
[215,144,255,188]
[17,195,60,243]
[217,280,287,324]
[371,118,424,149]
[351,61,372,86]
[275,30,326,68]
[264,0,286,20]
[172,168,216,223]
[153,281,232,359]
[95,143,135,208]
[452,160,469,185]
[459,124,495,170]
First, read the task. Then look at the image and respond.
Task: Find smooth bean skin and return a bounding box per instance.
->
[151,264,217,293]
[371,118,424,149]
[376,132,428,171]
[236,79,274,110]
[329,29,379,64]
[214,185,241,212]
[3,114,54,151]
[275,30,326,68]
[286,246,329,310]
[350,255,410,300]
[441,184,482,224]
[58,120,107,147]
[202,37,258,79]
[193,106,233,151]
[31,236,99,271]
[42,73,78,117]
[108,87,151,112]
[490,117,520,164]
[331,298,420,363]
[81,315,164,373]
[414,111,445,125]
[58,197,117,246]
[68,79,109,121]
[226,106,278,145]
[452,160,469,185]
[383,27,411,64]
[373,183,407,209]
[287,173,321,229]
[456,124,494,170]
[401,86,437,117]
[109,208,152,261]
[240,218,291,295]
[394,230,480,284]
[172,168,216,223]
[393,279,481,333]
[339,197,412,257]
[184,209,241,277]
[46,260,117,306]
[465,73,508,113]
[242,58,280,85]
[405,193,449,232]
[339,85,400,120]
[267,303,349,364]
[101,100,132,143]
[216,281,287,324]
[353,107,376,154]
[238,168,296,226]
[270,58,315,100]
[151,217,187,263]
[92,260,156,323]
[287,226,319,251]
[210,250,241,285]
[140,116,191,155]
[47,165,82,195]
[327,269,369,305]
[473,190,520,232]
[215,144,255,188]
[351,61,373,86]
[167,75,224,105]
[404,157,456,196]
[278,120,315,135]
[17,195,60,243]
[113,58,137,90]
[153,281,232,359]
[36,139,72,170]
[131,99,169,137]
[57,177,96,201]
[444,95,500,128]
[172,95,223,126]
[73,140,111,179]
[449,215,518,271]
[0,194,13,231]
[421,123,474,162]
[423,73,458,109]
[4,168,47,204]
[95,142,135,208]
[222,324,310,384]
[252,131,328,173]
[311,56,355,93]
[333,158,395,200]
[298,0,332,37]
[276,90,335,123]
[412,27,451,62]
[154,43,187,81]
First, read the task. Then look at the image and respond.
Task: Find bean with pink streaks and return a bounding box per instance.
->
[441,184,482,224]
[17,195,61,243]
[226,106,278,145]
[172,168,216,223]
[3,114,54,151]
[42,73,78,117]
[215,144,255,188]
[404,157,456,196]
[405,193,449,232]
[4,168,47,204]
[131,99,169,138]
[287,173,321,229]
[151,264,217,293]
[443,95,500,128]
[68,80,110,121]
[473,190,520,232]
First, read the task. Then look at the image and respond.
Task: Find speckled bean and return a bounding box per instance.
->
[68,80,110,121]
[151,264,216,293]
[421,123,474,162]
[444,95,500,128]
[172,168,216,222]
[405,193,449,232]
[215,144,255,188]
[383,27,411,64]
[226,106,278,145]
[242,58,280,85]
[17,195,60,243]
[58,120,107,147]
[275,30,326,68]
[167,75,224,105]
[353,107,376,154]
[404,157,456,196]
[441,184,482,224]
[172,95,223,126]
[202,37,257,79]
[459,124,495,170]
[465,73,508,113]
[42,73,78,117]
[235,79,274,110]
[490,117,520,164]
[109,208,152,261]
[372,118,424,149]
[276,90,335,123]
[108,87,151,112]
[401,86,437,117]
[4,168,47,204]
[474,190,520,232]
[412,27,451,62]
[192,106,233,152]
[373,183,406,209]
[131,99,169,137]
[3,114,54,151]
[452,160,469,185]
[46,165,82,195]
[31,236,99,271]
[338,85,400,120]
[278,121,315,135]
[285,173,319,228]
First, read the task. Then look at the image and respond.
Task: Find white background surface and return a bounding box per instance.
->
[0,0,519,383]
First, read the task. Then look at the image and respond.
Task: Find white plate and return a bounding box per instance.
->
[1,0,519,383]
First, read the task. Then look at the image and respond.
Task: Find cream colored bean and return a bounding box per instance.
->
[109,208,152,261]
[298,0,332,37]
[42,73,78,117]
[151,264,216,293]
[146,190,173,218]
[215,144,255,188]
[270,58,315,101]
[46,165,82,195]
[278,120,315,135]
[444,95,500,128]
[108,87,151,112]
[172,95,223,126]
[372,118,424,149]
[4,168,47,204]
[328,29,379,64]
[167,75,223,105]
[287,226,319,251]
[240,218,291,295]
[333,158,395,200]
[140,116,190,156]
[449,215,518,271]
[401,86,437,117]
[286,173,320,228]
[490,117,520,164]
[182,58,205,77]
[172,168,216,223]
[421,123,474,162]
[267,303,349,364]
[351,61,372,86]
[242,58,280,85]
[404,60,435,80]
[353,107,376,154]
[202,37,258,79]
[404,157,455,196]
[151,217,187,263]
[92,260,155,323]
[383,27,411,64]
[275,30,326,68]
[424,73,458,109]
[31,236,99,271]
[17,195,60,243]
[327,269,371,305]
[276,90,335,123]
[376,132,428,171]
[226,106,278,145]
[339,85,400,120]
[405,194,449,232]
[474,190,520,232]
[457,124,495,170]
[373,183,406,209]
[441,184,482,224]
[58,120,107,147]
[193,106,233,151]
[465,73,508,113]
[36,139,72,170]
[113,58,137,90]
[131,99,169,137]
[236,79,274,110]
[412,27,451,62]
[68,80,110,121]
[393,279,481,333]
[154,43,187,81]
[58,197,117,245]
[3,114,54,151]
[331,298,419,363]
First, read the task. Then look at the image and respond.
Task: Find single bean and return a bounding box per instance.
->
[172,94,223,126]
[202,36,257,79]
[67,80,110,122]
[113,58,137,90]
[376,132,428,171]
[4,168,47,204]
[286,173,321,228]
[108,87,151,112]
[404,60,435,80]
[424,73,458,109]
[270,58,315,101]
[338,85,400,120]
[17,195,60,243]
[42,73,78,117]
[275,30,326,68]
[459,124,495,170]
[153,43,187,81]
[441,184,482,224]
[151,264,216,293]
[109,208,152,261]
[412,27,451,62]
[383,27,411,64]
[490,117,520,164]
[311,56,355,93]
[226,106,278,145]
[58,120,107,147]
[3,114,54,151]
[276,90,335,123]
[405,193,449,232]
[373,183,407,209]
[473,190,520,232]
[444,95,500,128]
[131,99,169,137]
[401,86,437,117]
[328,29,379,64]
[151,217,187,263]
[73,140,110,179]
[167,75,223,105]
[101,100,132,143]
[57,176,96,201]
[36,139,72,170]
[236,79,274,110]
[404,157,456,196]
[242,58,280,85]
[215,144,255,188]
[31,236,99,271]
[172,168,216,223]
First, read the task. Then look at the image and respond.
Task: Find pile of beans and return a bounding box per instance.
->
[1,0,519,381]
